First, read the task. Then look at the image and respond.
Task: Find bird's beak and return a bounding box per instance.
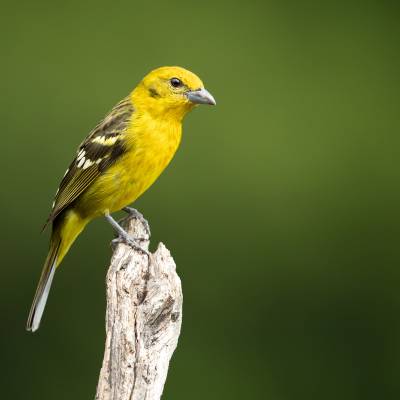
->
[186,88,216,105]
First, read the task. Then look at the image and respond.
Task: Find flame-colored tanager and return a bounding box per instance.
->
[27,66,216,332]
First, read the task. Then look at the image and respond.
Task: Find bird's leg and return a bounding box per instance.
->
[122,207,151,237]
[105,212,150,257]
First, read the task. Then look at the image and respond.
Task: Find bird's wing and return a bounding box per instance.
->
[45,96,134,227]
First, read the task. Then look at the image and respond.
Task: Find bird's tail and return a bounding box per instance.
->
[26,210,87,332]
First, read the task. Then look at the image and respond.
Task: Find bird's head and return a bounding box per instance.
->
[133,66,216,120]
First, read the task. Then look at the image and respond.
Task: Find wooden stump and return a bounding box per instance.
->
[95,215,183,400]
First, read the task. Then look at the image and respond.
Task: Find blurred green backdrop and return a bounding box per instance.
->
[1,0,399,399]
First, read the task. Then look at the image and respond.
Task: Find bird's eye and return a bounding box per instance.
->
[170,77,183,88]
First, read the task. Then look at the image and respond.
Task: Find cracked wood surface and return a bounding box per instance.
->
[95,215,183,400]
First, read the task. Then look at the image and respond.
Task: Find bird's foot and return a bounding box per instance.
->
[111,236,150,258]
[106,213,150,258]
[123,207,151,237]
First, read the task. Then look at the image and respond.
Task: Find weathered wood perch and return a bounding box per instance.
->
[95,215,183,400]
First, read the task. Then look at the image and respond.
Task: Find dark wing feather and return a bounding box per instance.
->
[44,96,134,227]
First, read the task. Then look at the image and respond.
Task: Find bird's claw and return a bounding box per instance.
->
[111,236,151,258]
[123,207,151,237]
[106,210,150,259]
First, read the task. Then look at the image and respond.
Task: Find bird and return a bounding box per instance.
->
[26,66,216,332]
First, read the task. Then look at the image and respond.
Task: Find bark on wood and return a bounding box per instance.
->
[95,215,183,400]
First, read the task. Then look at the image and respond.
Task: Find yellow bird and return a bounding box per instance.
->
[27,66,216,332]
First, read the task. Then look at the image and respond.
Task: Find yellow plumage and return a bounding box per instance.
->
[27,66,216,331]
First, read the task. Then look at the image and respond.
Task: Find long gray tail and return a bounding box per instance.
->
[26,238,60,332]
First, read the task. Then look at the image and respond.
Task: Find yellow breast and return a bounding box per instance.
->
[117,113,182,208]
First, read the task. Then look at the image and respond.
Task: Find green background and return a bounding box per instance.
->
[1,1,399,399]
